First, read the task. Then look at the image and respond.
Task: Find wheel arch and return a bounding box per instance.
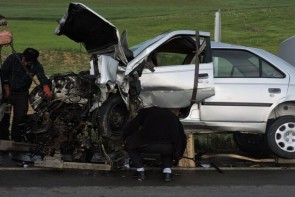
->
[267,101,295,122]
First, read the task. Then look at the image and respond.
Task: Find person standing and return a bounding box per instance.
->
[123,106,187,182]
[1,47,51,141]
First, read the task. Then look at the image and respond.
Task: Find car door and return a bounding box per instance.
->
[200,48,289,123]
[139,51,215,108]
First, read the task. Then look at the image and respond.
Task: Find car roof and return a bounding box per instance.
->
[211,41,249,49]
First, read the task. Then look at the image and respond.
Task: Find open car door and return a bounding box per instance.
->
[130,31,215,108]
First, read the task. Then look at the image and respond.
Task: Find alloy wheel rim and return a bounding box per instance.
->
[275,122,295,152]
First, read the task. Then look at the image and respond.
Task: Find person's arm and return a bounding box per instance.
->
[123,109,145,139]
[34,61,51,97]
[34,61,49,86]
[1,54,14,98]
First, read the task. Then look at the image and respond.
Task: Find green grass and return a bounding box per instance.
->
[1,0,295,74]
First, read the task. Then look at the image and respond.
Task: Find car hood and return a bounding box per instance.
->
[55,2,120,55]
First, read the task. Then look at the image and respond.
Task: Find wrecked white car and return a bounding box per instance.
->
[24,2,214,165]
[21,2,295,162]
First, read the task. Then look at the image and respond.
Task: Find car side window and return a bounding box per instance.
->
[212,56,243,77]
[212,49,284,78]
[261,59,284,78]
[146,35,211,67]
[156,52,187,66]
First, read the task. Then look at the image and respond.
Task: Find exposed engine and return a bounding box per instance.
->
[23,71,129,167]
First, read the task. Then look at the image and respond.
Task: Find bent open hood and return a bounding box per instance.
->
[55,2,119,54]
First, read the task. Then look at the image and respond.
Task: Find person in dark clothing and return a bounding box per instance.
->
[123,106,187,182]
[0,48,51,141]
[0,70,10,141]
[0,108,10,140]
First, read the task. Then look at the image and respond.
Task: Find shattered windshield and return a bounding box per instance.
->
[130,33,167,57]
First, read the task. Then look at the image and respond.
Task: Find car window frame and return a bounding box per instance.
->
[146,35,212,67]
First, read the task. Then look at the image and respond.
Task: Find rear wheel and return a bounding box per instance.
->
[267,116,295,159]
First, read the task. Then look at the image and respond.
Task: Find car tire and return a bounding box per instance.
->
[233,133,269,154]
[267,115,295,159]
[95,94,129,138]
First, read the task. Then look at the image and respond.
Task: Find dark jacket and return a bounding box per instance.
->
[123,106,187,162]
[1,53,49,92]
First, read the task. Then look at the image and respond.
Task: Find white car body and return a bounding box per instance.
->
[183,42,295,133]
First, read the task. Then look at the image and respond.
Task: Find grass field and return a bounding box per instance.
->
[1,0,295,74]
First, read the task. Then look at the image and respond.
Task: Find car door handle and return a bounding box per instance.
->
[199,73,208,79]
[268,88,281,94]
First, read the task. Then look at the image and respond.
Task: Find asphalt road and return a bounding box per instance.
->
[1,163,295,197]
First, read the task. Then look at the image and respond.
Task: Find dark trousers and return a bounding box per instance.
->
[0,113,10,140]
[10,91,29,141]
[127,143,174,169]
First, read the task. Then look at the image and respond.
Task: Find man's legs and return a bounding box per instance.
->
[0,113,10,140]
[127,149,143,168]
[140,143,174,166]
[140,143,174,182]
[10,91,29,141]
[0,110,11,164]
[127,148,147,180]
[160,148,174,182]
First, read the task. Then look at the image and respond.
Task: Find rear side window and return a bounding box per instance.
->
[212,49,284,78]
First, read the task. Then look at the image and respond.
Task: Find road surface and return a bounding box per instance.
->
[1,155,295,197]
